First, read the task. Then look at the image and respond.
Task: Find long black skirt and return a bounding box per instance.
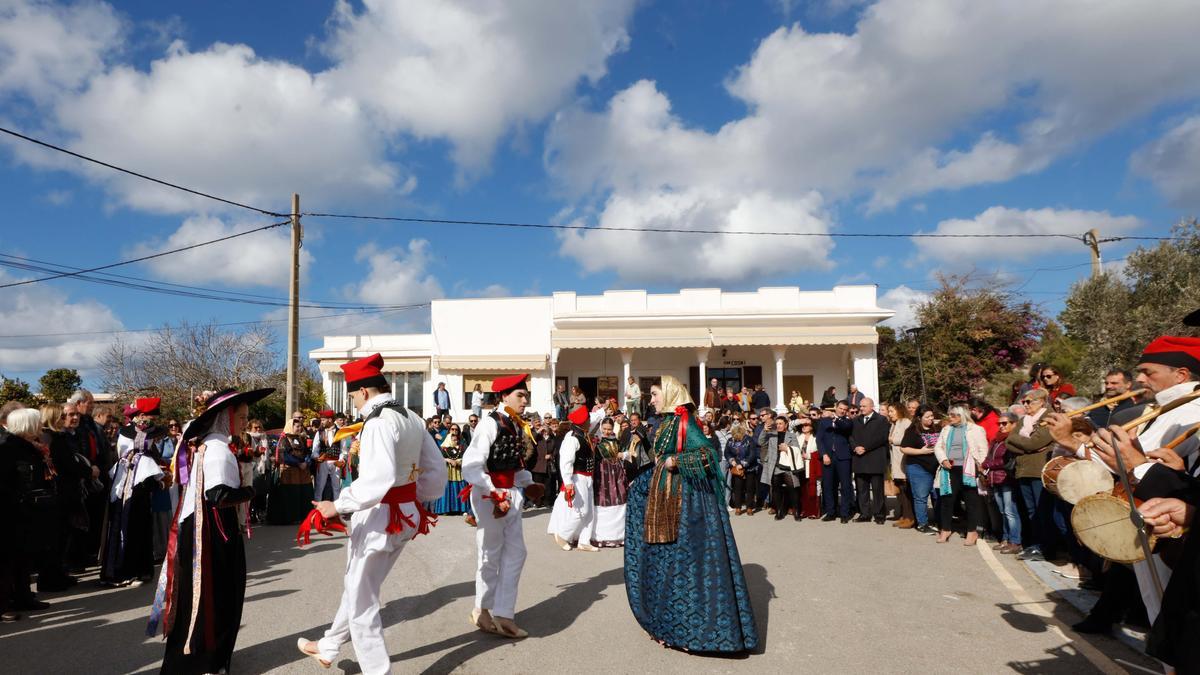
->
[100,490,155,583]
[161,506,245,675]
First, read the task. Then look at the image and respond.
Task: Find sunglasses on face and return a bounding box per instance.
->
[1042,373,1058,379]
[998,421,1012,426]
[1020,399,1033,405]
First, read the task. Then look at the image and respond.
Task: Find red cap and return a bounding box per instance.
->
[491,373,529,394]
[319,409,335,419]
[341,353,387,390]
[1139,336,1200,374]
[568,405,589,426]
[123,404,139,418]
[134,397,161,416]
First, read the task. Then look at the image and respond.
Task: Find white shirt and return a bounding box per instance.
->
[179,434,240,522]
[335,393,446,514]
[1130,381,1200,480]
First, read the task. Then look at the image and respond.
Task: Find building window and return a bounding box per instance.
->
[462,374,505,409]
[406,373,424,417]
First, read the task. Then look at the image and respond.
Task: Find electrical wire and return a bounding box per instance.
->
[0,252,420,310]
[0,220,290,290]
[302,212,1104,240]
[0,125,287,217]
[0,304,429,340]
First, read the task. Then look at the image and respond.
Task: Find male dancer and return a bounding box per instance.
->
[549,405,600,551]
[312,410,345,501]
[461,374,545,638]
[298,354,446,674]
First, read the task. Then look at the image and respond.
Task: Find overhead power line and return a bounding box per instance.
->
[0,221,289,290]
[0,252,420,310]
[0,125,287,217]
[0,304,429,340]
[302,212,1113,240]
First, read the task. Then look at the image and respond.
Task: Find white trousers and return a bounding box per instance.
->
[315,461,343,501]
[317,503,416,675]
[470,486,527,619]
[554,475,596,545]
[1134,554,1173,626]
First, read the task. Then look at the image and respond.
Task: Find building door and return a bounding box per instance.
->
[638,376,660,414]
[578,377,598,406]
[783,375,814,409]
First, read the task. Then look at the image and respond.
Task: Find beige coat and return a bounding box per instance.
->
[888,418,912,480]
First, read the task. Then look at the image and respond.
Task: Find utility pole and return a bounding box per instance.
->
[285,193,301,421]
[1084,228,1102,278]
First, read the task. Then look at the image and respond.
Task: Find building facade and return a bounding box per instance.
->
[309,286,893,420]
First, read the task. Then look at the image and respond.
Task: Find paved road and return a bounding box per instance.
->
[0,508,1161,674]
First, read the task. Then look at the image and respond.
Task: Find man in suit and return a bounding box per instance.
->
[850,398,891,524]
[817,402,855,523]
[843,384,865,407]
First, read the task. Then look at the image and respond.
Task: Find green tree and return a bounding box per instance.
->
[1061,218,1200,387]
[878,274,1043,409]
[39,368,82,403]
[0,376,38,407]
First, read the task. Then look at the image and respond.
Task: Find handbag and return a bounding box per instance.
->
[730,463,746,477]
[781,445,803,488]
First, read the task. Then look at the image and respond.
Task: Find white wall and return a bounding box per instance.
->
[432,296,552,357]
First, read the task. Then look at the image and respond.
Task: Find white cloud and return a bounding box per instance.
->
[127,215,313,288]
[319,0,636,175]
[911,206,1142,265]
[1131,115,1200,209]
[558,188,835,285]
[0,268,125,376]
[546,1,1200,283]
[50,41,404,214]
[0,0,123,104]
[348,238,444,307]
[879,285,929,329]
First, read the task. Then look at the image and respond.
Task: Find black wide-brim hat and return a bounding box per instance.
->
[182,387,275,441]
[1185,308,1200,327]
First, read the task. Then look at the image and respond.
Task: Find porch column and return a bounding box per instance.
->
[696,347,710,412]
[850,344,880,401]
[620,349,633,411]
[320,368,333,412]
[772,346,788,413]
[550,348,560,413]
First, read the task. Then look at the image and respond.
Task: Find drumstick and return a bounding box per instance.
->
[1164,422,1200,450]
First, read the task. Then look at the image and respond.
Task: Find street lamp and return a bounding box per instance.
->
[906,326,928,404]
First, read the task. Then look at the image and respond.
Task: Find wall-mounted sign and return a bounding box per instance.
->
[723,360,745,366]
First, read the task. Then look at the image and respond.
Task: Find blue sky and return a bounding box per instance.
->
[1,0,1198,387]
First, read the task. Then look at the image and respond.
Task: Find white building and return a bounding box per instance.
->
[309,286,893,420]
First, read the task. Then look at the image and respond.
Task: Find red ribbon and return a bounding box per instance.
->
[457,470,516,504]
[296,509,347,547]
[675,405,690,453]
[560,483,574,508]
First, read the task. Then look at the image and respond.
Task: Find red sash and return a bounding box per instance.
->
[296,483,437,547]
[380,483,437,537]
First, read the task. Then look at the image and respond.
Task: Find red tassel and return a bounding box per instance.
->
[296,509,347,547]
[458,484,472,503]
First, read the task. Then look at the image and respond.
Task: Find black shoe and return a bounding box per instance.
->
[854,515,871,523]
[915,524,936,534]
[821,514,836,522]
[11,599,49,611]
[840,517,850,524]
[1071,616,1112,635]
[774,515,785,521]
[874,517,886,525]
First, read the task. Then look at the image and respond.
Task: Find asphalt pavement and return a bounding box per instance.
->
[0,507,1162,674]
